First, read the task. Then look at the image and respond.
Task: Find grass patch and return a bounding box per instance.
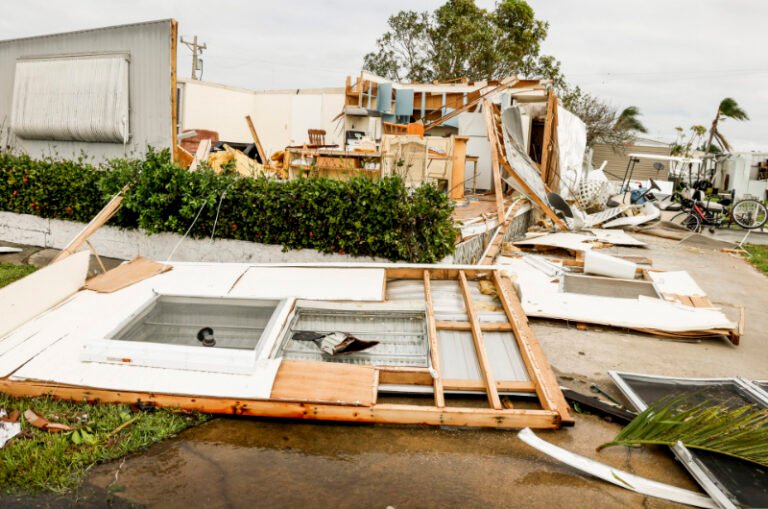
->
[743,244,768,275]
[0,394,209,493]
[0,263,36,288]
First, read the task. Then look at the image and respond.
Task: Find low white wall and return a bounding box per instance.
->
[0,212,389,264]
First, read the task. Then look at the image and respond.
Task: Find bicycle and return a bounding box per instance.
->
[670,186,768,233]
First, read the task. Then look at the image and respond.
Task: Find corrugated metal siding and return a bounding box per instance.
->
[386,279,530,382]
[592,143,672,182]
[278,308,429,367]
[0,19,173,160]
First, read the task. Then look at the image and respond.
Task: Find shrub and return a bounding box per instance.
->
[0,149,456,263]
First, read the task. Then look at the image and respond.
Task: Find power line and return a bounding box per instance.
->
[180,35,207,80]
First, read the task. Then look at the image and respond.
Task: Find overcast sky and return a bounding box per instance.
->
[2,0,766,151]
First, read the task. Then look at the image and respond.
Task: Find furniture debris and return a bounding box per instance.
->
[518,428,717,509]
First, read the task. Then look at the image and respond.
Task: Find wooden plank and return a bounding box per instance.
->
[492,271,574,424]
[423,271,445,407]
[188,138,211,172]
[270,360,376,406]
[498,158,568,230]
[378,370,433,386]
[385,267,494,280]
[443,379,536,392]
[245,115,268,164]
[53,186,128,263]
[449,135,469,200]
[483,100,506,225]
[458,270,502,409]
[0,379,561,429]
[435,321,514,332]
[84,257,172,293]
[540,90,554,181]
[170,20,178,158]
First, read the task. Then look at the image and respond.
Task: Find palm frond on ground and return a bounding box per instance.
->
[598,395,768,468]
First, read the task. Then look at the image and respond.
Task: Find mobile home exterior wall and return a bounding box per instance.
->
[0,19,175,161]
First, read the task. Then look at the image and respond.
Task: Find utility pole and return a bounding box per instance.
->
[180,35,206,80]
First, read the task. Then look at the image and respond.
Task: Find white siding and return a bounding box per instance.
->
[0,19,174,160]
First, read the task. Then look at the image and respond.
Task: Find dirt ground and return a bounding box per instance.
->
[0,234,765,508]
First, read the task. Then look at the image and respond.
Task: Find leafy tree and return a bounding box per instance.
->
[560,86,646,148]
[364,0,560,83]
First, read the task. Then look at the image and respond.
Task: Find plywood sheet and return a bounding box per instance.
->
[270,360,376,406]
[228,267,385,301]
[84,257,171,293]
[0,250,89,338]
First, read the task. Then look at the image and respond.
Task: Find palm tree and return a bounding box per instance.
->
[705,97,749,153]
[614,106,648,134]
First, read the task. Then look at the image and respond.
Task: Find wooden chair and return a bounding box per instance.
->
[308,129,326,146]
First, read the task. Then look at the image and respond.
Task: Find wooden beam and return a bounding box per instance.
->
[423,271,445,407]
[52,186,128,263]
[497,157,568,230]
[435,321,514,332]
[385,267,494,281]
[0,379,561,430]
[458,270,502,409]
[483,100,506,225]
[443,379,536,392]
[540,89,554,182]
[378,370,433,386]
[170,19,178,159]
[245,115,268,164]
[449,135,469,200]
[491,271,574,424]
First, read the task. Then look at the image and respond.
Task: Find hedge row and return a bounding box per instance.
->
[0,149,456,262]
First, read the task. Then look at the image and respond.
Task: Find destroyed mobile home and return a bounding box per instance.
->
[1,18,766,508]
[0,253,574,430]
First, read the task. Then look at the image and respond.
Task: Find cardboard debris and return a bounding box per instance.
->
[85,256,171,293]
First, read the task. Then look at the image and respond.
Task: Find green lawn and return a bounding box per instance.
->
[0,263,36,288]
[0,394,208,493]
[0,263,209,493]
[744,244,768,275]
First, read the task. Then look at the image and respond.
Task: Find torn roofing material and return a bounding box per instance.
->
[610,371,768,509]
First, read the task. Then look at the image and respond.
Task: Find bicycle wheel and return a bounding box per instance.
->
[670,211,701,232]
[732,199,768,229]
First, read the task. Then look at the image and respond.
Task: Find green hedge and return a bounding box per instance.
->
[0,149,456,262]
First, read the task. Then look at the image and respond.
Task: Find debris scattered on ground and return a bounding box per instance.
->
[0,409,21,449]
[23,409,73,433]
[519,427,718,508]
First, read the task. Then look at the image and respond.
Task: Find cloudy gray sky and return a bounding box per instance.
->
[2,0,766,150]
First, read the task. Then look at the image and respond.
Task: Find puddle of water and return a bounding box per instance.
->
[66,414,699,509]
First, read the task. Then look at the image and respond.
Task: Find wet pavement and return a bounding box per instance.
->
[2,412,702,509]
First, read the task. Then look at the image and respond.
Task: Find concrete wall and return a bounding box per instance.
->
[0,20,174,160]
[0,212,389,264]
[178,79,345,156]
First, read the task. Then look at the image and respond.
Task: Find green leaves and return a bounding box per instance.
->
[599,395,768,468]
[0,149,456,263]
[363,0,557,82]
